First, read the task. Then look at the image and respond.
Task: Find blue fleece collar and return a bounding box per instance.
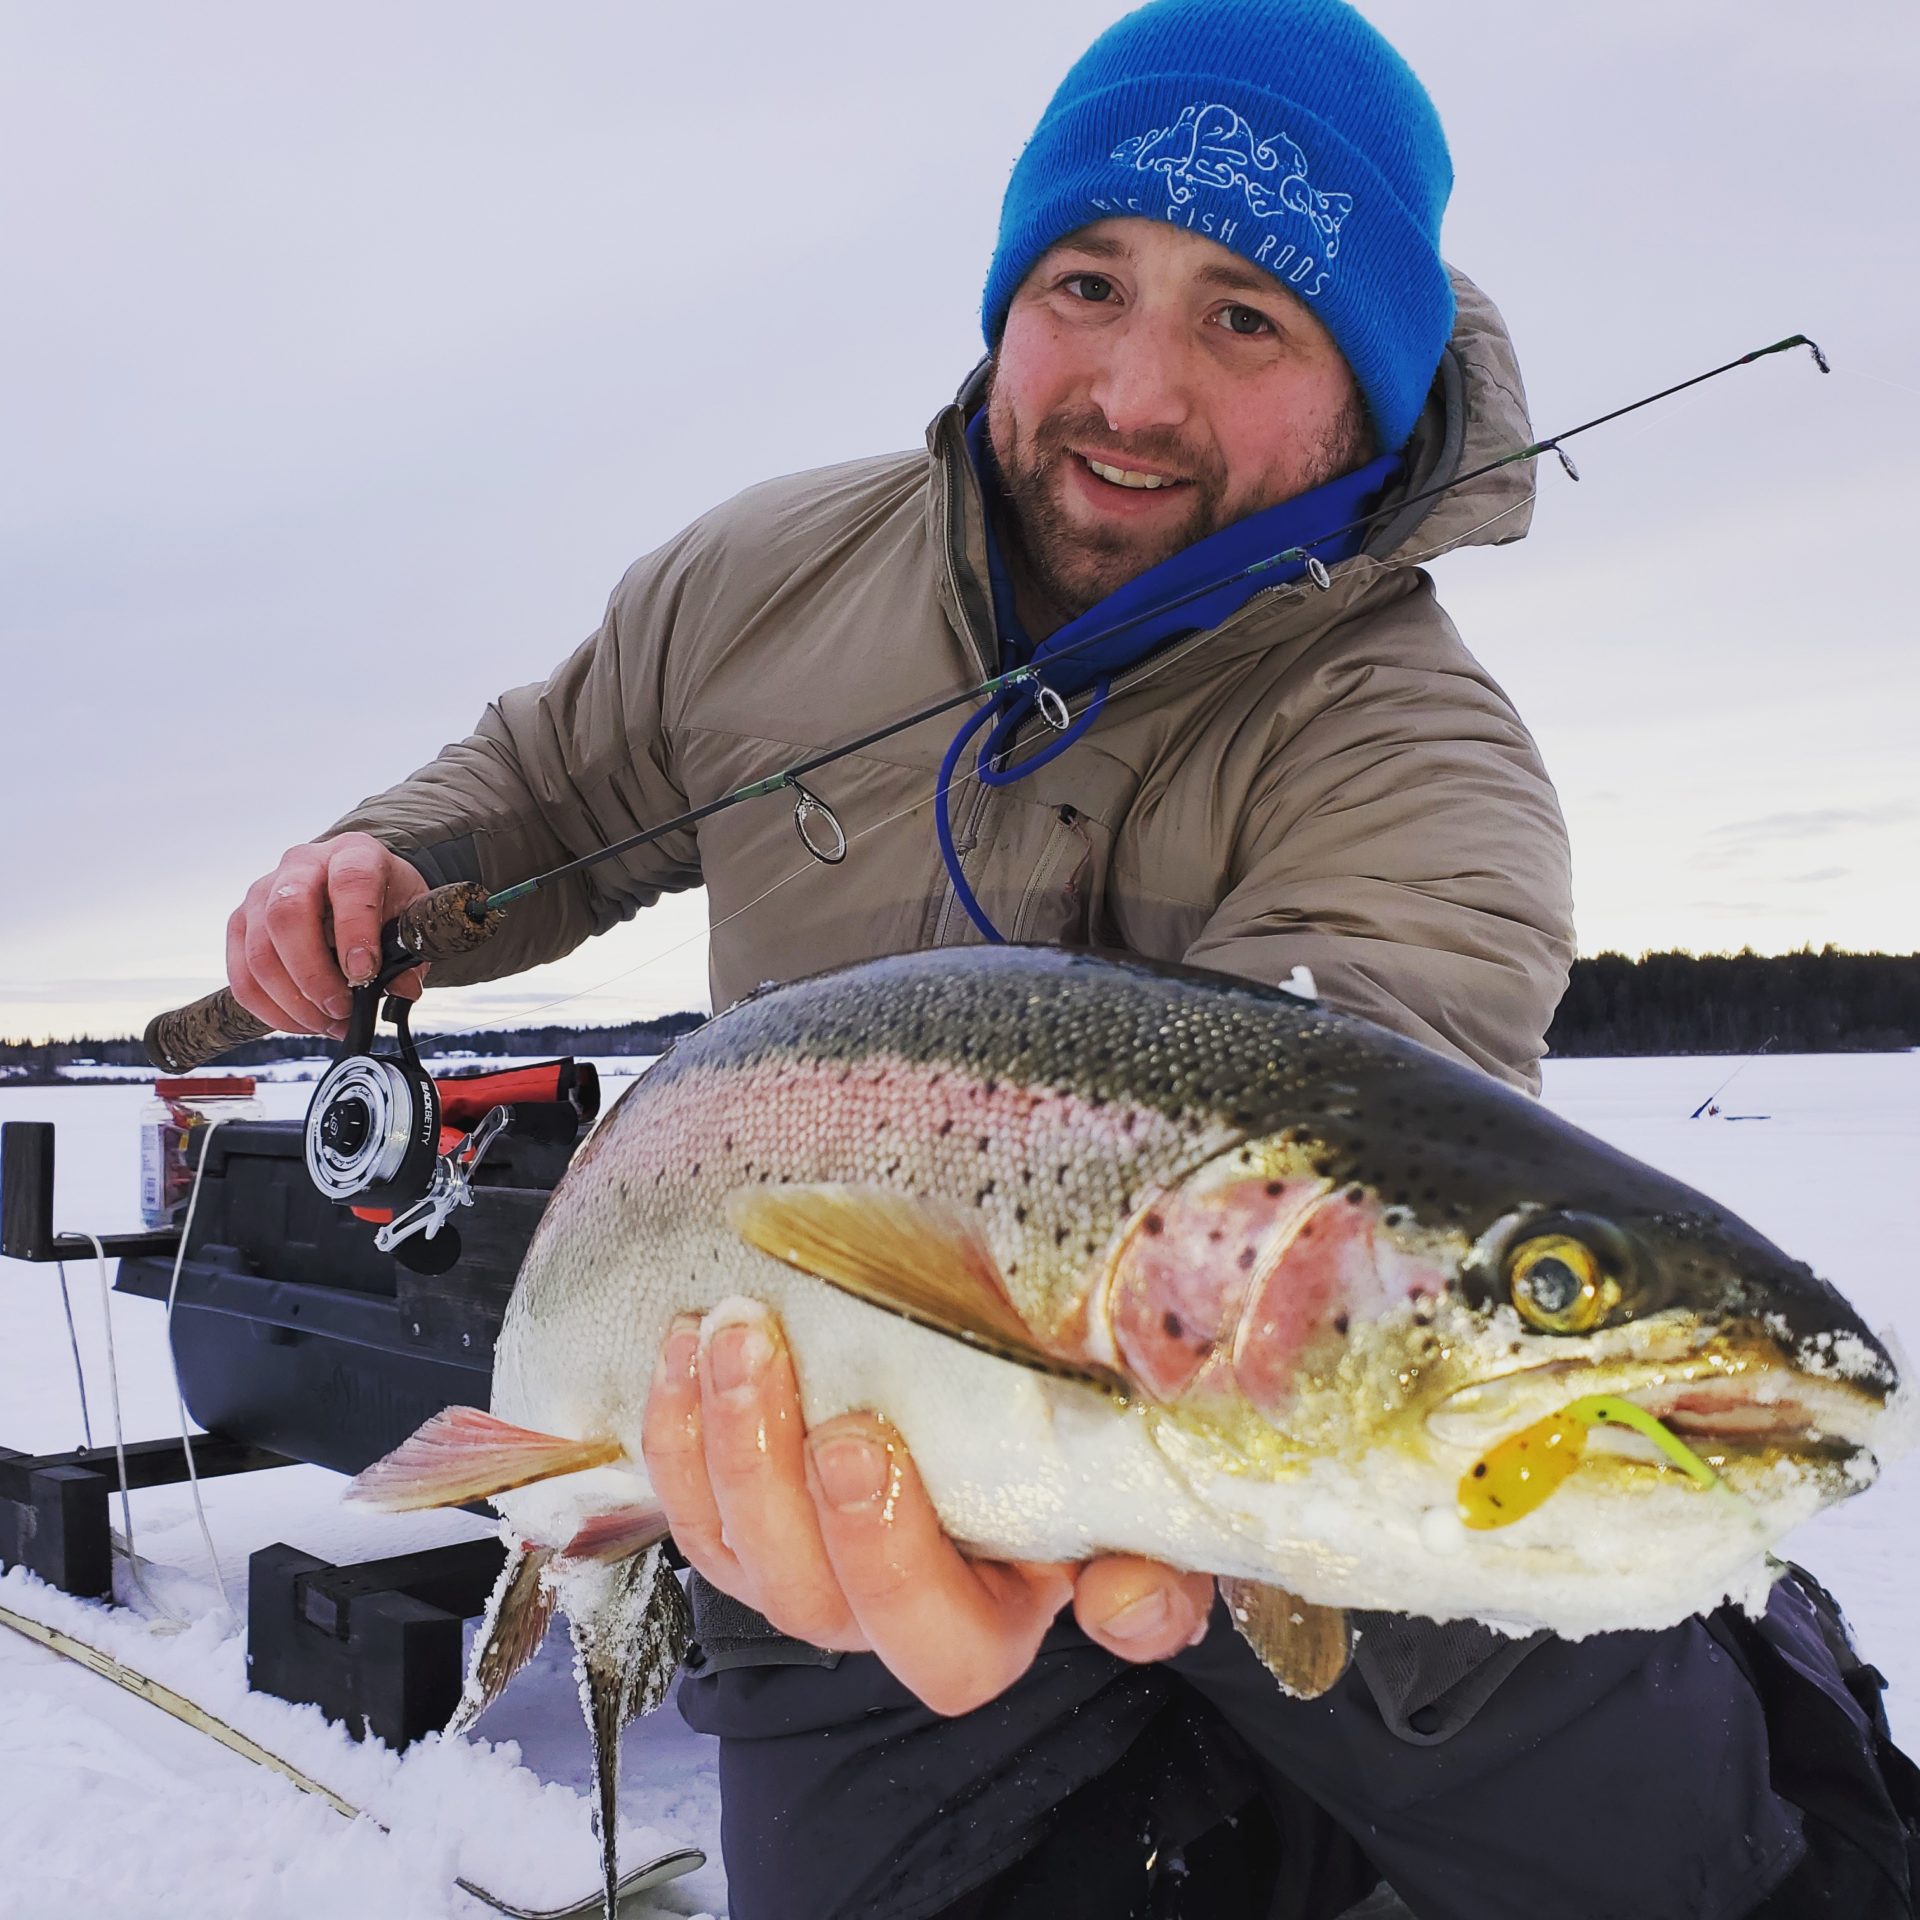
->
[938,412,1400,943]
[962,407,1400,680]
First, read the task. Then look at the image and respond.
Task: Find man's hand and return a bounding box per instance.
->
[227,833,430,1041]
[642,1302,1215,1717]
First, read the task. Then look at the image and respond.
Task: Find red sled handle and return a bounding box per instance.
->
[351,1059,600,1223]
[437,1059,599,1129]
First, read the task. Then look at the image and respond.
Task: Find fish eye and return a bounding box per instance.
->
[1507,1233,1612,1334]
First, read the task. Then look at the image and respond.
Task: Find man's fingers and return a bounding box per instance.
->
[260,852,353,1031]
[1072,1556,1215,1662]
[323,835,428,990]
[641,1312,750,1602]
[697,1308,865,1651]
[804,1414,1073,1716]
[242,878,343,1038]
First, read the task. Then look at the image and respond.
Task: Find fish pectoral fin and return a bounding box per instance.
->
[343,1406,623,1512]
[448,1541,557,1737]
[1219,1577,1352,1700]
[558,1503,673,1565]
[729,1183,1120,1387]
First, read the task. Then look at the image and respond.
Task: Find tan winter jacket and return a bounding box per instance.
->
[329,268,1573,1093]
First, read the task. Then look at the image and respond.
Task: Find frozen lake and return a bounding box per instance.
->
[1,1054,1915,1917]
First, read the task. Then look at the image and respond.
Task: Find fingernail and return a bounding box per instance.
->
[327,1022,348,1042]
[1099,1588,1173,1643]
[324,993,351,1021]
[1186,1607,1213,1648]
[655,1313,702,1384]
[708,1320,774,1395]
[809,1434,888,1511]
[345,946,375,985]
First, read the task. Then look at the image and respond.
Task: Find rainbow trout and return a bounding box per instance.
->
[350,947,1902,1912]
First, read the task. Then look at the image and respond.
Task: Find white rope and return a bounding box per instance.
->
[53,1260,95,1451]
[70,1229,185,1626]
[61,1116,234,1630]
[163,1116,233,1617]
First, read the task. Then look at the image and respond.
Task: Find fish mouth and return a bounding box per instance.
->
[1425,1347,1889,1474]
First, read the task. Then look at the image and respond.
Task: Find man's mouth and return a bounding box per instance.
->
[1080,455,1185,491]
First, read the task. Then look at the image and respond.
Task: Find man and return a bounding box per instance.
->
[228,3,1916,1915]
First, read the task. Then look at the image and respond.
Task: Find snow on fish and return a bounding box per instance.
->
[346,946,1906,1914]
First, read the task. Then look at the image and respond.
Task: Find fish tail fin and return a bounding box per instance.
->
[343,1405,624,1512]
[561,1544,694,1920]
[447,1538,558,1738]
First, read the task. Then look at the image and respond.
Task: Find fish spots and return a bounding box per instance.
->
[977,1136,990,1154]
[975,1184,995,1207]
[1015,1204,1028,1224]
[1333,1312,1350,1335]
[1233,1191,1374,1416]
[1111,1172,1318,1402]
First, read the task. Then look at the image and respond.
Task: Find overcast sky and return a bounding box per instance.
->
[3,0,1916,1043]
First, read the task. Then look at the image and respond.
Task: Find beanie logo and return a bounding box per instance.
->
[1110,103,1353,267]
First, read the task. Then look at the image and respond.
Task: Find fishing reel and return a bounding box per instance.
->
[303,984,507,1276]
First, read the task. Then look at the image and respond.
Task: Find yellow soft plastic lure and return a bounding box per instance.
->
[1458,1394,1722,1530]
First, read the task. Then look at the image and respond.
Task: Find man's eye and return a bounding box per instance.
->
[1063,274,1116,303]
[1218,304,1275,337]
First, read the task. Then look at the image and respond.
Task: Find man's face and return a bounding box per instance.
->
[985,217,1373,626]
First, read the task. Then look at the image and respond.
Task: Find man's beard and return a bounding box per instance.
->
[984,376,1374,627]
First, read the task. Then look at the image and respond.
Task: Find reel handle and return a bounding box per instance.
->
[143,882,506,1072]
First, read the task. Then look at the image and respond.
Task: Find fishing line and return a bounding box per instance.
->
[70,1230,184,1626]
[1834,366,1920,403]
[474,336,1829,926]
[425,492,1538,1038]
[160,1118,234,1617]
[59,1130,235,1629]
[54,1261,96,1451]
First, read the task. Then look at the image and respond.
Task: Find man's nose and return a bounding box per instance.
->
[1086,308,1193,438]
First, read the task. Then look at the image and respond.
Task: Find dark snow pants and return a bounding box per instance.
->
[676,1566,1918,1920]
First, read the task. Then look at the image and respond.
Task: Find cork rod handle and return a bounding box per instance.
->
[143,883,507,1072]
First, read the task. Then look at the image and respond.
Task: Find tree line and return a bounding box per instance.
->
[0,1012,707,1083]
[1544,948,1920,1056]
[6,950,1917,1079]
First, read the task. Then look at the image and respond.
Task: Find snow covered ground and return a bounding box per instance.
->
[1,1055,1915,1916]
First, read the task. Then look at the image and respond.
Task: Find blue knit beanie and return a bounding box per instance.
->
[981,0,1454,452]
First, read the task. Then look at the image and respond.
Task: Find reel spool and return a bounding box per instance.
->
[303,988,456,1274]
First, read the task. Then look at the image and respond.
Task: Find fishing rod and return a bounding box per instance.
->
[487,332,1831,917]
[1689,1035,1777,1119]
[145,331,1829,1085]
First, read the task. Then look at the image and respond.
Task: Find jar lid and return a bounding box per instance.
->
[154,1076,257,1098]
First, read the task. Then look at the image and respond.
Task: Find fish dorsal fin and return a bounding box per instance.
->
[1219,1577,1352,1700]
[729,1183,1122,1389]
